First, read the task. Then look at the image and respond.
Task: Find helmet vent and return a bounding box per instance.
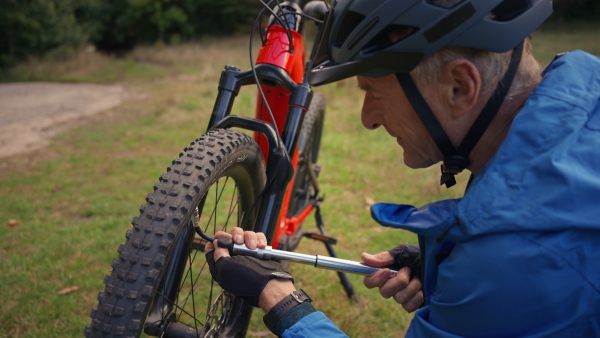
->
[489,0,532,22]
[334,11,366,48]
[426,0,466,9]
[348,17,380,50]
[363,25,418,54]
[424,2,475,43]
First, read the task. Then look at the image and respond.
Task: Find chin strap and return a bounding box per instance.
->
[396,41,524,188]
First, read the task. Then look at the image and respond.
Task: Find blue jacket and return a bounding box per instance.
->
[283,50,600,337]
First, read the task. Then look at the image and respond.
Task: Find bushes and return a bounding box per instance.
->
[89,0,195,52]
[89,0,261,52]
[0,0,261,67]
[3,0,598,68]
[550,0,600,23]
[0,0,95,66]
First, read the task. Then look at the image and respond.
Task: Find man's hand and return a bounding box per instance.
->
[362,250,424,312]
[204,227,296,313]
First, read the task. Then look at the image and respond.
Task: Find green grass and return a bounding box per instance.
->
[1,24,598,337]
[533,22,600,66]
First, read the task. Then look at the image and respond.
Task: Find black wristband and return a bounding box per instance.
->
[263,289,312,334]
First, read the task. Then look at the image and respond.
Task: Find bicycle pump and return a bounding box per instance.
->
[205,235,399,277]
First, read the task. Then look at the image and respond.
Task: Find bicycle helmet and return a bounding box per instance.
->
[308,0,552,187]
[308,0,552,86]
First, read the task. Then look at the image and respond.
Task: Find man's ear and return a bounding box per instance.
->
[441,59,481,119]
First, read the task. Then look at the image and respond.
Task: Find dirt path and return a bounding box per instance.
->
[0,82,132,159]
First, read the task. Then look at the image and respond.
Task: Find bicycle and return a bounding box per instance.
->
[85,1,358,337]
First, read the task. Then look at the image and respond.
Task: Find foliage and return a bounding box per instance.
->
[88,0,261,51]
[0,0,261,66]
[89,0,191,51]
[551,0,600,22]
[0,0,97,67]
[185,0,262,36]
[1,0,599,67]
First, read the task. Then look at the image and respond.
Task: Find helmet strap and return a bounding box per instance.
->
[395,41,524,188]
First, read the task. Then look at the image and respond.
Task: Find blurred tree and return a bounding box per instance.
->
[183,0,261,36]
[0,0,261,65]
[3,0,595,67]
[87,0,140,52]
[0,0,96,66]
[548,0,600,23]
[552,0,584,23]
[91,0,261,52]
[567,0,600,20]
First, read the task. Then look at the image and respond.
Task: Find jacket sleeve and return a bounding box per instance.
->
[281,312,348,338]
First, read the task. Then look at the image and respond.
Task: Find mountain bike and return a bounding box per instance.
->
[85,1,356,337]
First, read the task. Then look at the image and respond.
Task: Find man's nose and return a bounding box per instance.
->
[361,99,382,130]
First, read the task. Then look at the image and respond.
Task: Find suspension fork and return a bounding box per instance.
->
[206,63,313,242]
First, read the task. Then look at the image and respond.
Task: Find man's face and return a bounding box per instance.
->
[357,74,442,169]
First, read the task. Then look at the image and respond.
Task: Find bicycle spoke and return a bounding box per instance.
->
[213,180,219,235]
[187,250,200,335]
[221,185,239,232]
[163,176,239,336]
[206,279,215,329]
[201,177,231,236]
[155,289,206,327]
[141,288,205,332]
[176,251,207,320]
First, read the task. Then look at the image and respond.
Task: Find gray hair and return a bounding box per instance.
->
[410,40,540,100]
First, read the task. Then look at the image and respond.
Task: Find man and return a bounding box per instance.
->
[206,0,600,336]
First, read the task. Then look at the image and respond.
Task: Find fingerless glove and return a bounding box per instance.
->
[388,244,422,280]
[205,251,294,307]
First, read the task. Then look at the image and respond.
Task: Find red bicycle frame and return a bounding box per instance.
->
[253,18,311,249]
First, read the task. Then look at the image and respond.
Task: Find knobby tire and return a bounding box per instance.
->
[86,129,266,338]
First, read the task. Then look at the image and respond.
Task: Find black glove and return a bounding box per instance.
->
[388,244,422,280]
[205,251,294,307]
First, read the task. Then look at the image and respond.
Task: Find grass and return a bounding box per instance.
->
[1,24,598,337]
[533,21,600,66]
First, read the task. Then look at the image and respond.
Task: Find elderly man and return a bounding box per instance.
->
[206,0,600,336]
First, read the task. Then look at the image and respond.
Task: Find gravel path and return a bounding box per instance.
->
[0,82,130,158]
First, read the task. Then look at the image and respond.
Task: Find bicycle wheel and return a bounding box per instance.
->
[282,93,326,250]
[86,129,266,338]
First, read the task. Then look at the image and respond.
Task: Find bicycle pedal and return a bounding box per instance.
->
[302,232,337,245]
